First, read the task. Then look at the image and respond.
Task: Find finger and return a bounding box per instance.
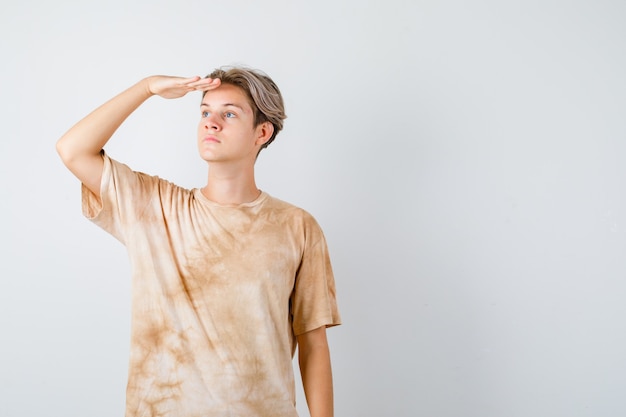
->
[178,76,203,87]
[190,78,221,91]
[188,77,219,87]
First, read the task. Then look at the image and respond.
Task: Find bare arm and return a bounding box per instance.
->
[298,326,334,417]
[56,75,220,199]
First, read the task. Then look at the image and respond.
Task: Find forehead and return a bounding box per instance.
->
[201,83,253,113]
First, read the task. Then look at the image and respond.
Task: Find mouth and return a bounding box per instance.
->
[203,135,220,143]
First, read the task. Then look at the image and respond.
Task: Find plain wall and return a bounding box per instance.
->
[2,0,626,416]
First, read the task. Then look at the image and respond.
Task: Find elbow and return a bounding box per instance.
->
[55,137,76,167]
[55,138,66,158]
[56,137,69,163]
[56,136,94,167]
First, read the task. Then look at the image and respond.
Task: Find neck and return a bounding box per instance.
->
[201,162,260,205]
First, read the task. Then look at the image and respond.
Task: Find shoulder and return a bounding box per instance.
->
[101,153,194,212]
[262,194,327,245]
[263,194,318,223]
[104,153,190,193]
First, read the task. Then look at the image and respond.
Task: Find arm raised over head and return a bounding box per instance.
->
[56,75,220,199]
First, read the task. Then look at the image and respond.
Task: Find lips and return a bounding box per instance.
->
[203,135,220,143]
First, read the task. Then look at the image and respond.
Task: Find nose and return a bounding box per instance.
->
[204,114,221,131]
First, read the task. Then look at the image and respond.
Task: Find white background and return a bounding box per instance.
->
[2,0,626,416]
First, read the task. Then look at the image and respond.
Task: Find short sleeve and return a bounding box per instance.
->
[81,152,159,244]
[290,217,341,335]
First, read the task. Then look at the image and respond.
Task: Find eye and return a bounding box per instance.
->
[201,110,210,118]
[225,112,236,118]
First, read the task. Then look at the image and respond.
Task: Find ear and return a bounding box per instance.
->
[255,122,274,147]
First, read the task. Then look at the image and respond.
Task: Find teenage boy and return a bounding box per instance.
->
[56,67,341,417]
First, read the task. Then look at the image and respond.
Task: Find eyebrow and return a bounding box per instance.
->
[200,102,246,111]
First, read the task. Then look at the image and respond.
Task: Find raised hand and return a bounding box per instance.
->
[146,75,221,99]
[57,74,222,199]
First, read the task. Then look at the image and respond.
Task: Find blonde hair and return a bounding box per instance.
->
[204,66,287,150]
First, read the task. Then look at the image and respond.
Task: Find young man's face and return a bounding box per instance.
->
[197,83,271,165]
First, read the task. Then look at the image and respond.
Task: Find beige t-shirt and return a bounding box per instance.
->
[82,154,341,417]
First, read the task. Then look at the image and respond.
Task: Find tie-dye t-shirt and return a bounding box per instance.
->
[81,154,341,417]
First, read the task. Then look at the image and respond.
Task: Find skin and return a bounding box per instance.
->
[197,82,273,205]
[56,75,334,417]
[298,326,334,417]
